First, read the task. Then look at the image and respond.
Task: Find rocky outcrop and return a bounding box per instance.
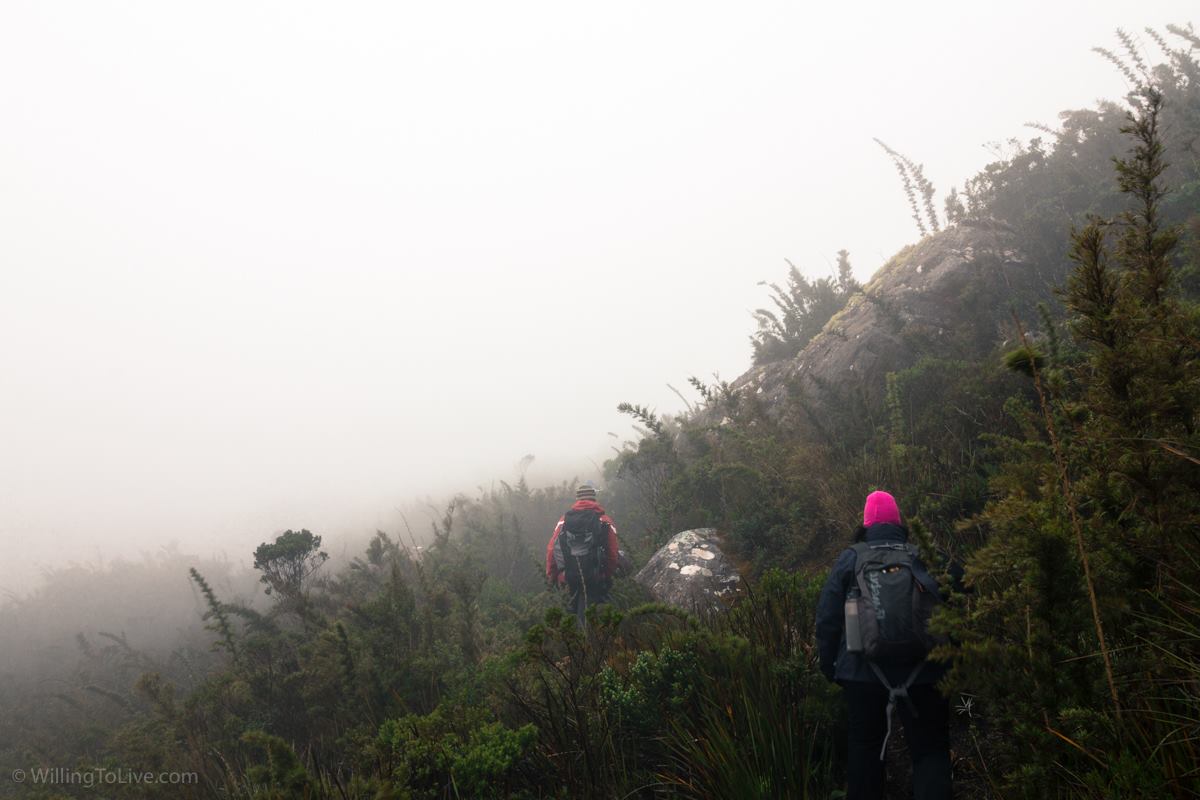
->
[733,222,1063,438]
[634,528,743,614]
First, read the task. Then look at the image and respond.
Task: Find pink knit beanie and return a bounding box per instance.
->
[863,490,901,527]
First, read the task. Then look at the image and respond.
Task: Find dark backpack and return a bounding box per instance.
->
[846,541,947,760]
[850,541,943,661]
[554,508,608,584]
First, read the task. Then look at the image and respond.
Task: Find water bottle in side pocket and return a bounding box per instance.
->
[845,587,864,653]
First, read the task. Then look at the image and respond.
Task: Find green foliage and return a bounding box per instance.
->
[660,662,836,799]
[598,645,698,738]
[1003,345,1046,376]
[241,730,316,800]
[610,370,838,568]
[876,139,941,236]
[375,707,536,799]
[252,529,328,608]
[657,569,840,798]
[937,84,1200,798]
[956,26,1199,276]
[507,605,629,798]
[190,566,238,662]
[751,252,861,365]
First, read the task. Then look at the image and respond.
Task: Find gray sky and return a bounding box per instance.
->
[1,2,1193,594]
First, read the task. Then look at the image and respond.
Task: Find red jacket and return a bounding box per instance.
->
[545,499,619,585]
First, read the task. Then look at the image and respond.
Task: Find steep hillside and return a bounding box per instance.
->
[611,35,1200,573]
[735,221,1053,439]
[733,35,1198,441]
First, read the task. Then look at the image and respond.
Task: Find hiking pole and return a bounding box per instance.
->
[577,554,588,630]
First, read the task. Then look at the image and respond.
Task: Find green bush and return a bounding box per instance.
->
[375,708,537,800]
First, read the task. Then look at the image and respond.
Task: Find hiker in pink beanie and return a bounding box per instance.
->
[814,489,956,800]
[862,490,902,528]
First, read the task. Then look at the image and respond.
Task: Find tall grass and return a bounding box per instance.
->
[660,659,839,799]
[657,570,842,798]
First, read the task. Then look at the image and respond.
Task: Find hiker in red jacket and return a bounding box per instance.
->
[546,484,620,623]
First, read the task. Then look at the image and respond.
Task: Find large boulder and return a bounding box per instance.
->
[732,222,1061,436]
[634,528,743,614]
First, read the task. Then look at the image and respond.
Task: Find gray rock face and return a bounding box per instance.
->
[634,528,743,614]
[732,223,1061,437]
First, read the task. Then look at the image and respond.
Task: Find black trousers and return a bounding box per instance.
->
[566,577,610,624]
[843,681,952,800]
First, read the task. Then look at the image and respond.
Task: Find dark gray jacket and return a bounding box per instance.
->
[814,523,953,686]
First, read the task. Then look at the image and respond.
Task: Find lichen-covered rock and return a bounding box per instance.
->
[634,529,742,614]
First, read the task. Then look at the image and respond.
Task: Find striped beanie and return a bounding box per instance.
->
[575,484,598,500]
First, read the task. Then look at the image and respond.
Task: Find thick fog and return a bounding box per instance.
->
[1,1,1192,595]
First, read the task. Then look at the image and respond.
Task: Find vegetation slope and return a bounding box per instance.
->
[1,25,1198,800]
